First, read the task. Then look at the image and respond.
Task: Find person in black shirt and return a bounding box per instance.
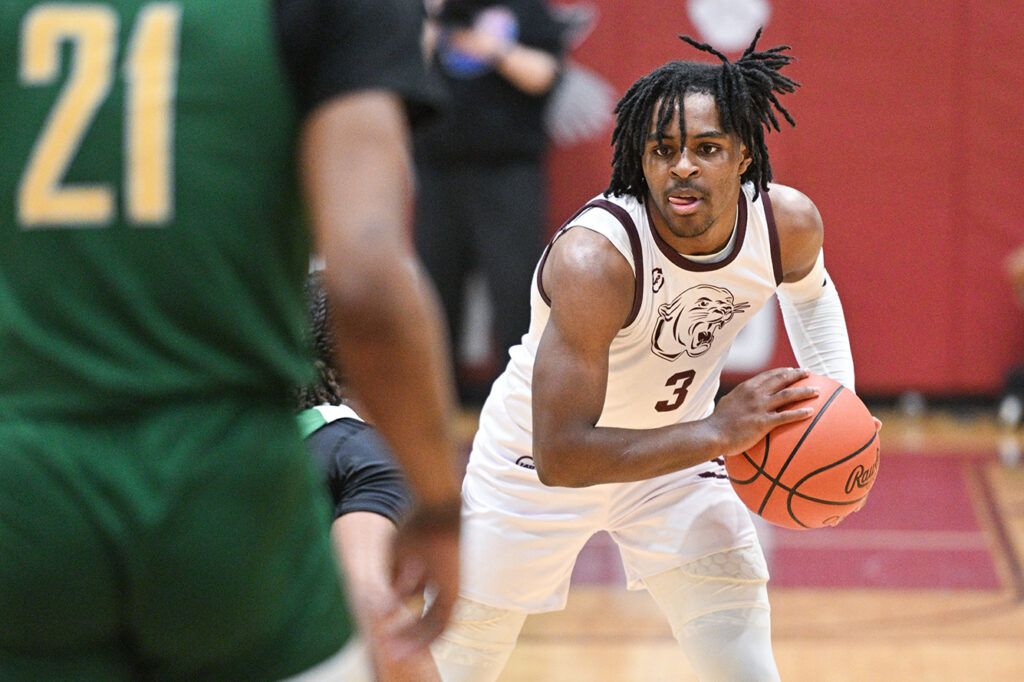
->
[415,0,567,405]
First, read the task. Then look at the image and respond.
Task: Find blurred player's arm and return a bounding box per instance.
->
[531,226,816,488]
[299,90,461,653]
[311,420,441,681]
[331,512,442,682]
[770,183,855,390]
[301,94,460,508]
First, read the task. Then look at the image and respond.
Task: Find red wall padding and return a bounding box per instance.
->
[545,0,1024,397]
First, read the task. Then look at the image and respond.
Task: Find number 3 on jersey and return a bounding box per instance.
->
[18,3,181,227]
[655,370,695,412]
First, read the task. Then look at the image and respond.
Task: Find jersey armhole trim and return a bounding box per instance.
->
[762,190,784,286]
[536,198,644,328]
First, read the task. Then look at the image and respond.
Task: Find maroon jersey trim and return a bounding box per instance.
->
[537,198,644,328]
[761,189,784,286]
[645,192,748,272]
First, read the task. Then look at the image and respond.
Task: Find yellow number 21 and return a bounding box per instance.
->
[18,3,181,227]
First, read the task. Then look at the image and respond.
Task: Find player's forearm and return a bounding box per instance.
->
[532,417,729,488]
[777,252,855,390]
[533,366,819,487]
[331,515,444,681]
[331,512,396,614]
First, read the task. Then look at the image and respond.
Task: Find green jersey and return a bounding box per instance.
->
[0,0,440,416]
[0,1,443,678]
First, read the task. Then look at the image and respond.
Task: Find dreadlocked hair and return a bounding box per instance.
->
[606,28,799,200]
[294,270,349,410]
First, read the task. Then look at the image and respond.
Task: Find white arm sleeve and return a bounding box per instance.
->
[776,250,856,391]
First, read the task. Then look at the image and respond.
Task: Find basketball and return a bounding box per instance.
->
[725,374,880,530]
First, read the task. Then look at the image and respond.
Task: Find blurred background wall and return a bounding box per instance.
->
[543,0,1024,400]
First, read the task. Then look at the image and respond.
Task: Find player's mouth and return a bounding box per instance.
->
[667,193,702,216]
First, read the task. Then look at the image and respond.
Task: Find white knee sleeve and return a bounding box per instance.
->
[430,598,527,682]
[644,546,779,682]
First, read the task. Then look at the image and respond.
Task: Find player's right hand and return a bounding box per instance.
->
[707,367,819,457]
[384,498,462,660]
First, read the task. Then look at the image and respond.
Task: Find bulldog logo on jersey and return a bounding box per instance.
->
[651,285,749,360]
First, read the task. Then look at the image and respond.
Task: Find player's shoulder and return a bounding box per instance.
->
[550,219,632,278]
[765,183,822,237]
[544,197,637,314]
[765,183,824,280]
[558,194,641,264]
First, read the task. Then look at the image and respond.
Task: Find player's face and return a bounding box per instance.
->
[641,93,751,254]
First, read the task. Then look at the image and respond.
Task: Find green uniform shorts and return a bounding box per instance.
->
[0,399,352,681]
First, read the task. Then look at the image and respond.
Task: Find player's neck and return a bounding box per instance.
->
[681,212,738,264]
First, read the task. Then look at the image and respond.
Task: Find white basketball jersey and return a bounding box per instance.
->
[472,183,783,477]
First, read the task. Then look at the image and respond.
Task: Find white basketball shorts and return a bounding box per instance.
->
[457,451,762,613]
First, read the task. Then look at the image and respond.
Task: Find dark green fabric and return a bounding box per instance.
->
[0,400,352,680]
[0,0,309,416]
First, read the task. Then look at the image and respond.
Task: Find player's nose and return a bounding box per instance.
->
[672,149,700,177]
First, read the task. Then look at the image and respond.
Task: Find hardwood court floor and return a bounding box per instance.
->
[453,405,1024,681]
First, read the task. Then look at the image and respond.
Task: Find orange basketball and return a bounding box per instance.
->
[724,374,880,530]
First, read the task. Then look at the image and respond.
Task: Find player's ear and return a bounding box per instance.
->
[738,144,752,177]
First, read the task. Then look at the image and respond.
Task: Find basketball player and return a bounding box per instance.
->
[0,1,461,679]
[431,31,856,681]
[296,271,442,681]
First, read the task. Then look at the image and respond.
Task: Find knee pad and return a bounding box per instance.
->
[649,545,770,621]
[644,547,778,681]
[430,598,527,682]
[681,543,770,582]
